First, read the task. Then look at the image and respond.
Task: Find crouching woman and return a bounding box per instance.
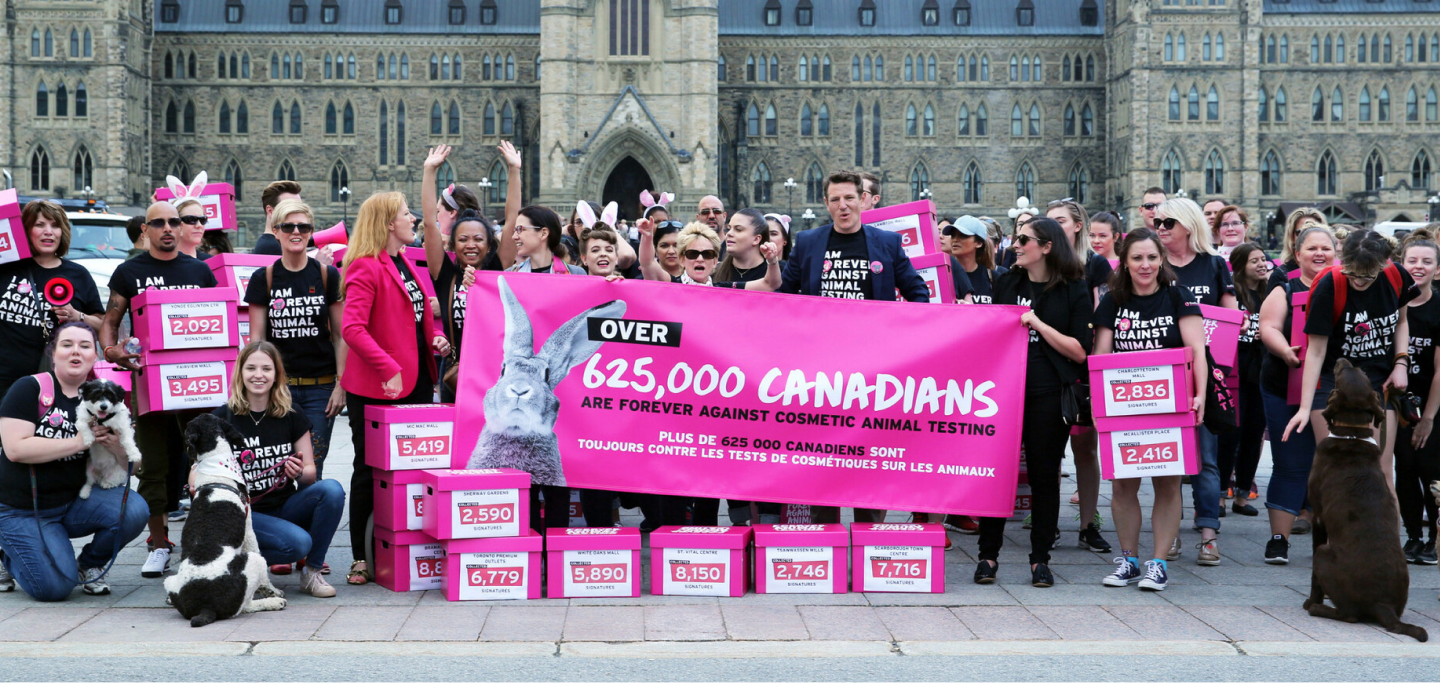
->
[0,322,148,600]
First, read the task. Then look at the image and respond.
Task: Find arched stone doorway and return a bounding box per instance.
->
[602,157,654,224]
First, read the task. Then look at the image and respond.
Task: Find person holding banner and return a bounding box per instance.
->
[714,210,775,285]
[1395,229,1440,565]
[1094,230,1208,591]
[974,217,1095,588]
[339,192,449,585]
[1221,244,1269,517]
[1256,226,1336,563]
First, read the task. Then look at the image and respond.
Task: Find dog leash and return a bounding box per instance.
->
[27,462,132,586]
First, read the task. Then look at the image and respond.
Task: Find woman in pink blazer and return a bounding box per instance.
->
[340,191,449,585]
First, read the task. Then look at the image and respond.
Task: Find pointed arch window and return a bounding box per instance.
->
[326,102,338,134]
[224,160,243,201]
[501,102,514,135]
[70,29,79,58]
[1188,86,1201,120]
[1361,87,1372,121]
[1064,104,1076,136]
[30,148,50,191]
[1428,87,1438,122]
[818,104,830,136]
[400,54,409,78]
[1086,55,1094,81]
[1177,34,1186,61]
[448,102,460,135]
[184,101,196,133]
[1312,87,1325,121]
[1259,87,1270,122]
[1261,150,1282,195]
[380,102,389,165]
[1380,87,1391,121]
[1204,150,1224,194]
[1165,33,1174,61]
[435,162,455,197]
[747,103,760,137]
[801,103,813,136]
[1169,86,1181,121]
[44,29,52,57]
[290,101,301,134]
[1063,56,1072,80]
[487,160,508,204]
[1014,162,1035,200]
[1028,103,1040,136]
[1207,85,1220,120]
[927,55,936,81]
[330,162,349,203]
[1081,104,1093,136]
[484,103,496,135]
[1408,86,1420,121]
[1011,104,1024,136]
[35,82,47,117]
[1332,86,1344,121]
[236,101,248,133]
[805,163,824,203]
[958,104,971,135]
[1216,32,1225,60]
[220,101,232,133]
[909,163,930,202]
[377,54,386,79]
[765,104,778,136]
[923,104,935,136]
[73,147,92,191]
[166,102,178,133]
[31,29,39,57]
[906,104,918,136]
[1317,150,1337,195]
[976,103,988,135]
[272,102,284,134]
[1069,164,1090,204]
[1414,150,1433,191]
[343,102,355,135]
[872,102,882,165]
[1276,87,1288,122]
[1365,150,1385,191]
[1204,33,1213,61]
[1161,150,1183,194]
[55,83,67,117]
[752,162,772,204]
[905,55,914,81]
[171,159,191,185]
[964,162,982,204]
[396,101,406,163]
[430,102,442,135]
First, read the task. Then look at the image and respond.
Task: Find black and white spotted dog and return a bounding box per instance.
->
[165,414,285,627]
[75,379,141,499]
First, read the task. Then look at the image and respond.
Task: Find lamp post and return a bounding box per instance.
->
[1429,194,1440,222]
[479,176,494,214]
[339,186,352,226]
[1175,188,1189,200]
[81,185,94,209]
[802,208,816,231]
[784,177,797,216]
[1007,196,1039,230]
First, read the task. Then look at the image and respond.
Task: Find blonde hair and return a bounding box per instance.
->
[267,198,314,232]
[173,196,204,216]
[1281,207,1328,263]
[678,222,721,253]
[343,191,407,268]
[1157,197,1216,256]
[1046,199,1090,265]
[227,341,293,418]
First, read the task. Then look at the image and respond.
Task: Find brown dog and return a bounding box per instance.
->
[1306,358,1427,641]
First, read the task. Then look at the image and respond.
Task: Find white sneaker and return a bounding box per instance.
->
[79,566,110,595]
[0,561,14,592]
[301,567,336,598]
[142,546,171,578]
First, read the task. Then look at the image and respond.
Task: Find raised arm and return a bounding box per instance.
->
[421,145,453,280]
[743,242,784,291]
[497,141,523,269]
[634,219,669,282]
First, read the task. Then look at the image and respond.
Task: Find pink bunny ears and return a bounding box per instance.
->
[164,171,209,206]
[764,213,792,234]
[640,190,674,209]
[575,201,619,230]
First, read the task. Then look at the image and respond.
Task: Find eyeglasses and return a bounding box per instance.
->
[1154,217,1181,230]
[1219,220,1246,230]
[1013,234,1050,248]
[1343,271,1377,284]
[178,215,206,226]
[277,222,314,234]
[146,217,183,229]
[698,208,725,216]
[1141,203,1160,211]
[683,249,719,260]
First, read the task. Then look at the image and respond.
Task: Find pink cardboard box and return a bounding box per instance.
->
[375,468,431,532]
[238,316,252,347]
[207,253,278,293]
[133,347,237,415]
[545,527,642,598]
[1012,451,1030,520]
[1199,304,1244,369]
[907,252,956,304]
[443,533,543,601]
[861,199,940,259]
[1088,347,1195,419]
[649,526,751,597]
[375,526,445,593]
[421,468,530,540]
[154,182,238,232]
[753,524,849,594]
[0,189,34,265]
[1288,290,1310,405]
[363,403,457,471]
[1095,412,1200,480]
[131,287,240,354]
[92,361,132,393]
[850,523,946,593]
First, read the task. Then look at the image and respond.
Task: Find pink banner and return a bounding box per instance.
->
[453,273,1028,517]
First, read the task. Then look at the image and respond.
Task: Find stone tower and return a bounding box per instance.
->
[538,0,719,221]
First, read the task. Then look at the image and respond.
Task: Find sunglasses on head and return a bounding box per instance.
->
[1047,197,1076,207]
[683,249,718,260]
[1154,217,1181,230]
[1141,203,1160,211]
[277,222,314,234]
[656,220,685,230]
[146,217,182,229]
[1013,234,1050,247]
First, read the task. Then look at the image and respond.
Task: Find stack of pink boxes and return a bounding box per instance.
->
[130,287,241,414]
[860,199,955,304]
[0,189,35,266]
[367,403,459,594]
[207,253,279,348]
[1089,348,1201,480]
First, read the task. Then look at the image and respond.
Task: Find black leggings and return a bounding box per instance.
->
[978,391,1067,566]
[1218,378,1266,494]
[1396,424,1440,542]
[347,374,432,557]
[530,486,572,533]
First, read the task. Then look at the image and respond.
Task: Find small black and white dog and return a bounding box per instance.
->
[75,379,141,499]
[165,414,285,627]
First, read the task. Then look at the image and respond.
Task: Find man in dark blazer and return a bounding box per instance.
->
[778,170,931,302]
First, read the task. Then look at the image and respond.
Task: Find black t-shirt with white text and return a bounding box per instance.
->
[0,373,88,509]
[107,252,218,301]
[967,266,1005,304]
[1171,253,1234,306]
[393,253,429,381]
[435,255,472,359]
[1094,285,1201,352]
[1407,290,1440,408]
[243,259,341,378]
[1304,268,1420,380]
[213,406,312,514]
[0,259,104,394]
[820,229,873,300]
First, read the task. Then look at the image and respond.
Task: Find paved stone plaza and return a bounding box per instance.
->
[3,416,1439,655]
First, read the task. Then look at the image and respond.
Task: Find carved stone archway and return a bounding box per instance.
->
[578,127,681,208]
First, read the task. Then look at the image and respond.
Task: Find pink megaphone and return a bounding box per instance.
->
[313,221,348,248]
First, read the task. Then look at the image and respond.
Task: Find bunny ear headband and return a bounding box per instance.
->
[575,201,619,230]
[640,190,675,209]
[442,184,459,210]
[764,213,792,234]
[165,171,209,206]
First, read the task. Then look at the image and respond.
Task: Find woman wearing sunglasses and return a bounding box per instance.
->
[641,222,779,290]
[172,197,213,262]
[1154,197,1238,567]
[244,199,345,501]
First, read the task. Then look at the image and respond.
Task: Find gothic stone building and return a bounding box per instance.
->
[4,0,1438,242]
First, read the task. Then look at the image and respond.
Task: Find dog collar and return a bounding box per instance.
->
[1327,434,1378,445]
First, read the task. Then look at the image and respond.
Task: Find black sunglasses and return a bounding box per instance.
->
[1013,234,1050,248]
[697,208,725,216]
[1154,217,1181,230]
[146,217,182,229]
[683,249,718,260]
[178,215,207,226]
[1141,203,1160,211]
[277,222,314,234]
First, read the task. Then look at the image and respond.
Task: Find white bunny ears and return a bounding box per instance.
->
[575,201,619,230]
[165,171,209,206]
